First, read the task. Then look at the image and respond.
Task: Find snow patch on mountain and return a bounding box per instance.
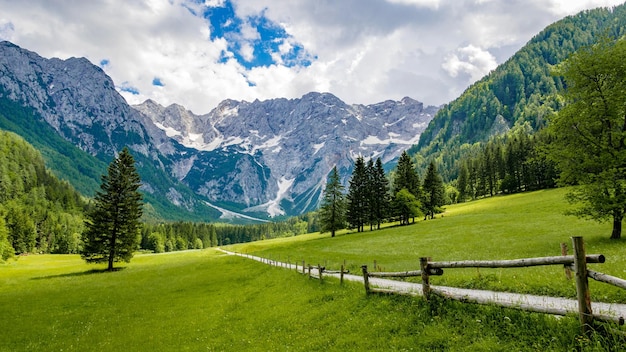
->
[135,93,439,216]
[245,176,295,217]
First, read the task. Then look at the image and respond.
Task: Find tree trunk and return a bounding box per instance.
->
[108,229,117,271]
[611,215,622,239]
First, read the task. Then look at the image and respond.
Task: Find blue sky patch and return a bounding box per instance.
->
[199,0,315,70]
[119,82,139,95]
[152,77,164,86]
[99,59,109,68]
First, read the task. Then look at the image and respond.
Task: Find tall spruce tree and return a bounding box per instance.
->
[393,151,420,196]
[369,158,390,230]
[319,166,346,237]
[82,147,143,270]
[457,162,469,202]
[347,156,368,232]
[392,151,420,223]
[422,161,445,219]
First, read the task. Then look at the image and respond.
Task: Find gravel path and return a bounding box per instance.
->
[218,249,626,324]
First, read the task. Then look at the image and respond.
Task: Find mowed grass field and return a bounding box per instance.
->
[2,187,626,351]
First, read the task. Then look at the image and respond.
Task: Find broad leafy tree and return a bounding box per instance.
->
[393,189,422,225]
[319,166,346,237]
[548,37,626,239]
[82,147,143,270]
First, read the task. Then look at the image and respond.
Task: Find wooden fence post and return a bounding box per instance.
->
[572,236,593,334]
[318,264,323,282]
[561,242,572,280]
[361,265,371,295]
[420,257,431,300]
[308,264,312,279]
[302,260,305,274]
[340,264,345,285]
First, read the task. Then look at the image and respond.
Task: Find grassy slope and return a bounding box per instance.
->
[228,188,626,302]
[2,188,626,351]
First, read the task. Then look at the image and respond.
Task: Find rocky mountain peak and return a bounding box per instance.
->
[137,92,439,217]
[0,40,439,221]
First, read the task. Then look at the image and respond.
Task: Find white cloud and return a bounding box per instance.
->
[385,0,441,9]
[442,44,498,81]
[0,0,624,115]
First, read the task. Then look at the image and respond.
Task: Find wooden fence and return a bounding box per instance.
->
[361,236,625,334]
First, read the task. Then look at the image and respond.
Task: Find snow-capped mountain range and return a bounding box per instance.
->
[0,40,438,220]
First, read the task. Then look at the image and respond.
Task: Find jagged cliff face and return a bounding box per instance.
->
[0,40,438,219]
[135,93,437,216]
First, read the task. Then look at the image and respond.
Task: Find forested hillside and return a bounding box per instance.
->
[412,5,626,180]
[0,130,86,259]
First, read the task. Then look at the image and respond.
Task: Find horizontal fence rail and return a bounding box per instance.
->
[428,254,605,269]
[367,268,443,278]
[359,236,625,335]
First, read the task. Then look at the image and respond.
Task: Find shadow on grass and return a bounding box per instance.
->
[31,267,127,280]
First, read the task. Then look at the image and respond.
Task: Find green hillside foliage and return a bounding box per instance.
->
[412,5,626,180]
[0,93,105,196]
[456,127,557,201]
[0,130,86,257]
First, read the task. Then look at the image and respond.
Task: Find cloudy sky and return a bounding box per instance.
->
[0,0,624,114]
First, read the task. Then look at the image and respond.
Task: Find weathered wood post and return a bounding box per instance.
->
[561,242,572,280]
[340,264,345,285]
[572,236,593,334]
[302,260,306,274]
[420,257,431,300]
[308,264,312,279]
[361,265,371,294]
[318,264,323,282]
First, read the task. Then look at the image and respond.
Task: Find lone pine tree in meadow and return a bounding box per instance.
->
[319,166,346,237]
[82,147,143,270]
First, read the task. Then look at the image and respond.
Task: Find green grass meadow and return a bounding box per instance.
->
[3,188,626,351]
[228,188,626,302]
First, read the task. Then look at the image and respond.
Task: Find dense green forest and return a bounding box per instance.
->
[0,131,86,259]
[455,126,557,201]
[411,5,626,181]
[140,213,319,251]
